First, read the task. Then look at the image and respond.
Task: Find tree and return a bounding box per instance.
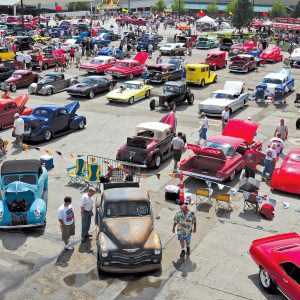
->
[269,0,287,18]
[206,2,219,14]
[225,0,238,15]
[292,0,300,18]
[171,0,187,15]
[232,0,253,31]
[151,0,167,12]
[68,1,90,11]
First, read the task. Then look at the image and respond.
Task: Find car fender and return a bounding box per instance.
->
[29,82,37,91]
[32,125,53,138]
[147,148,161,164]
[69,115,86,129]
[28,198,46,224]
[43,84,57,93]
[0,200,10,225]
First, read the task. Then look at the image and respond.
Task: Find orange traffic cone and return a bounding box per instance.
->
[179,172,185,204]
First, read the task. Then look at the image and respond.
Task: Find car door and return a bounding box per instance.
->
[133,61,143,75]
[2,102,17,126]
[54,74,66,90]
[17,73,28,88]
[52,108,69,132]
[134,83,143,99]
[161,128,173,155]
[96,78,108,93]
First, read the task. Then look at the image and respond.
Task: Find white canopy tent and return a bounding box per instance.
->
[196,16,217,27]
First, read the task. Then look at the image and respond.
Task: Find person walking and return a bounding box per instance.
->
[198,112,208,144]
[148,43,153,59]
[274,119,288,141]
[37,51,43,71]
[69,47,75,64]
[156,54,162,64]
[171,132,185,173]
[24,53,32,70]
[181,67,186,82]
[243,144,260,178]
[60,53,66,72]
[142,67,149,84]
[57,196,75,250]
[54,54,60,72]
[75,49,81,68]
[81,187,96,242]
[16,51,25,69]
[172,204,196,258]
[12,113,24,147]
[262,143,277,180]
[221,106,230,131]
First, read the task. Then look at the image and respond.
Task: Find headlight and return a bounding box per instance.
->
[101,251,108,258]
[99,232,118,251]
[0,211,3,221]
[154,249,161,255]
[34,209,41,218]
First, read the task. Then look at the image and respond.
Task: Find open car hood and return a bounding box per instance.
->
[159,111,176,132]
[186,144,227,160]
[133,52,149,64]
[13,94,29,108]
[222,119,259,145]
[64,101,79,115]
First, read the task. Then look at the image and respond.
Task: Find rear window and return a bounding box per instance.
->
[105,201,150,217]
[3,174,37,185]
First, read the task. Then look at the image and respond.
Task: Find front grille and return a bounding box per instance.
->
[11,213,28,226]
[109,250,153,266]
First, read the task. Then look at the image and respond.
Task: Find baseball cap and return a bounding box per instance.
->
[180,204,188,211]
[14,113,19,117]
[88,187,96,193]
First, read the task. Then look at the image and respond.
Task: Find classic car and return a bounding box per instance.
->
[14,36,35,51]
[33,35,52,43]
[0,94,32,129]
[150,81,194,110]
[254,69,294,101]
[105,52,149,79]
[195,36,217,49]
[175,35,197,47]
[66,76,117,99]
[96,182,162,274]
[180,119,262,181]
[79,56,116,74]
[31,53,56,70]
[131,17,147,26]
[0,65,15,82]
[147,63,182,83]
[199,81,248,116]
[0,160,48,228]
[228,45,251,57]
[185,63,217,86]
[28,72,78,96]
[0,48,15,63]
[260,47,283,63]
[219,38,234,51]
[98,29,120,41]
[137,37,159,52]
[229,55,257,73]
[168,57,184,70]
[270,148,300,195]
[22,101,86,142]
[249,232,300,299]
[62,39,80,51]
[143,33,163,42]
[106,80,152,105]
[290,47,300,63]
[116,111,176,168]
[93,34,111,46]
[202,51,227,70]
[159,43,186,56]
[1,70,39,92]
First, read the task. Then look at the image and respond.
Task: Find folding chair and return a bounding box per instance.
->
[196,188,213,206]
[66,158,86,184]
[243,191,260,214]
[215,193,232,212]
[84,163,101,190]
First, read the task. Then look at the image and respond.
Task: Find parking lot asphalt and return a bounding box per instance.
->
[0,23,299,300]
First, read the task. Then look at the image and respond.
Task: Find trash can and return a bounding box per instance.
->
[40,155,54,170]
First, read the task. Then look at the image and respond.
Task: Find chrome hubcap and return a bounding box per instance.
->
[79,121,84,129]
[156,156,161,167]
[45,131,51,140]
[260,270,270,287]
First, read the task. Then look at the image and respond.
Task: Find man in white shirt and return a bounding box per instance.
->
[198,112,208,144]
[221,106,230,131]
[262,143,277,180]
[268,133,285,155]
[12,113,24,147]
[81,187,96,242]
[57,196,75,250]
[16,52,25,69]
[171,132,185,172]
[24,53,32,70]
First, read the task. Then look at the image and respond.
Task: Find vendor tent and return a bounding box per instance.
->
[196,16,217,26]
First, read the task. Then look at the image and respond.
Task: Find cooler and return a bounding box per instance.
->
[40,155,54,170]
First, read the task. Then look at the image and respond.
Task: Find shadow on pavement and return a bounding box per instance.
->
[55,248,74,267]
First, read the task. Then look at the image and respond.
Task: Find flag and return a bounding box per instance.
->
[229,11,233,16]
[198,10,205,17]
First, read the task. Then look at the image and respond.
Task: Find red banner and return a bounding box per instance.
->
[274,17,300,24]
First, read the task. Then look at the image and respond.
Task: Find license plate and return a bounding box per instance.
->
[129,151,136,156]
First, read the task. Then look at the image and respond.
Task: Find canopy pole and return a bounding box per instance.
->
[13,4,16,16]
[20,0,25,30]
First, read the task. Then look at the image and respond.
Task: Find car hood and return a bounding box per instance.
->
[201,97,232,107]
[107,66,129,72]
[22,114,48,125]
[38,78,55,85]
[107,88,137,98]
[104,217,153,248]
[67,83,93,91]
[65,101,79,115]
[265,83,277,94]
[5,77,19,83]
[14,94,29,108]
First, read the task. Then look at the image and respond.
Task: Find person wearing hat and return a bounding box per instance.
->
[198,112,208,144]
[57,196,75,250]
[172,204,196,258]
[81,187,96,242]
[12,113,24,147]
[243,144,260,178]
[262,143,277,180]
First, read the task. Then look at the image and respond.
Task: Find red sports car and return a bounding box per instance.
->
[249,232,300,300]
[79,56,116,74]
[0,94,32,129]
[105,52,149,79]
[1,70,39,92]
[180,119,263,181]
[260,47,283,63]
[270,148,300,195]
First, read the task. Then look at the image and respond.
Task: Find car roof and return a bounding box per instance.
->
[148,63,174,68]
[125,80,143,85]
[264,73,287,80]
[14,70,31,74]
[207,135,245,148]
[45,72,62,76]
[186,63,209,68]
[136,122,171,133]
[103,187,149,202]
[1,159,41,175]
[164,81,186,87]
[86,75,108,80]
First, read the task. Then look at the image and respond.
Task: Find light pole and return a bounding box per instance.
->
[128,0,130,12]
[20,0,25,31]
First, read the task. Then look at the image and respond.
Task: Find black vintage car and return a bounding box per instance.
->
[147,63,182,83]
[14,36,35,51]
[150,81,194,110]
[219,38,234,51]
[0,65,15,82]
[66,76,117,99]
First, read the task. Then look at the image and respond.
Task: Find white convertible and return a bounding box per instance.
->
[159,43,186,56]
[198,81,248,116]
[290,47,300,62]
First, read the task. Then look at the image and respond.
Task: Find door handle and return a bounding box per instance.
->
[283,278,288,283]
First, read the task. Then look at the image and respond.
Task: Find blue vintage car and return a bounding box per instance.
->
[254,68,294,101]
[0,160,48,228]
[22,101,86,142]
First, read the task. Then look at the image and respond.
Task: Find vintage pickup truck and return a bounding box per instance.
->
[28,72,78,95]
[95,182,162,275]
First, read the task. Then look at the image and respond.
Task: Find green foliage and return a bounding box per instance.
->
[232,0,253,30]
[151,0,167,12]
[225,0,238,14]
[171,0,187,15]
[68,1,90,11]
[269,0,287,19]
[206,2,219,14]
[292,0,300,18]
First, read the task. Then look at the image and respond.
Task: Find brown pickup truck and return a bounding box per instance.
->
[95,182,162,275]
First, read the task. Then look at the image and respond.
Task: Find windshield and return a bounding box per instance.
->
[148,66,162,71]
[32,108,51,117]
[81,78,98,85]
[90,59,104,64]
[123,82,140,89]
[263,78,282,84]
[163,85,179,93]
[105,201,150,217]
[12,73,22,78]
[3,174,37,185]
[202,141,235,157]
[211,93,233,100]
[43,75,56,81]
[116,62,130,68]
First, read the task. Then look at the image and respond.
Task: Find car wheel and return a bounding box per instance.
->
[154,154,162,169]
[296,118,300,129]
[129,73,134,80]
[229,170,236,181]
[129,97,134,105]
[200,79,205,87]
[187,93,194,105]
[224,61,227,68]
[89,90,95,99]
[213,75,218,83]
[44,130,52,141]
[43,63,48,70]
[10,84,17,92]
[47,88,53,95]
[150,99,156,110]
[78,120,85,129]
[259,268,278,293]
[145,90,150,98]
